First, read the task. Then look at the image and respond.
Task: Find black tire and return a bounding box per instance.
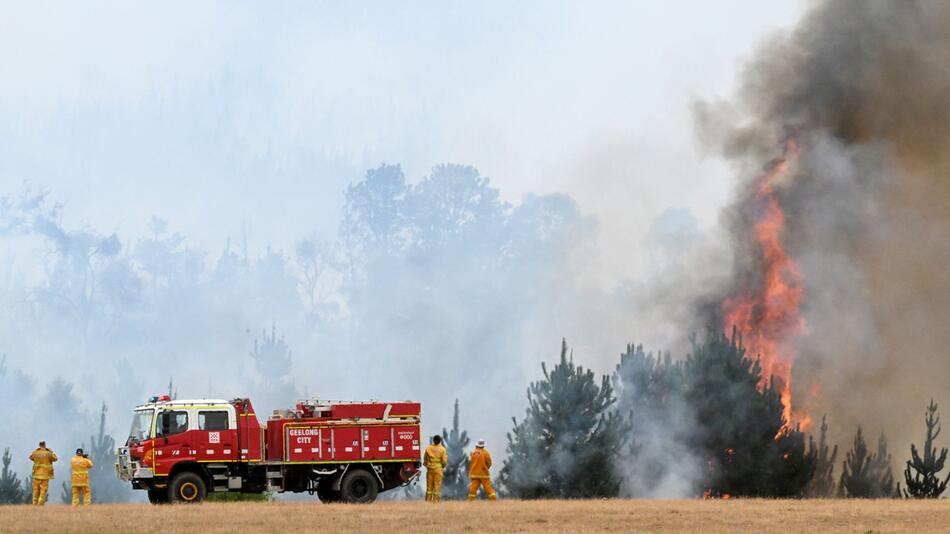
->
[147,489,169,504]
[317,487,341,503]
[168,472,207,504]
[339,469,378,504]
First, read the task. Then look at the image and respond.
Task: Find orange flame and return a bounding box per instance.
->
[721,135,809,432]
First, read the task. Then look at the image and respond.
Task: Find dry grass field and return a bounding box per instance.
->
[2,499,948,533]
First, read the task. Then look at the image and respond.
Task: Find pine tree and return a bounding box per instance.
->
[59,481,69,504]
[251,323,293,383]
[902,399,950,498]
[614,343,692,497]
[767,424,816,497]
[500,339,628,498]
[88,403,131,502]
[249,323,299,413]
[0,447,28,504]
[806,415,838,497]
[839,426,892,498]
[839,426,871,497]
[870,433,894,497]
[23,476,33,504]
[440,399,471,500]
[684,328,815,497]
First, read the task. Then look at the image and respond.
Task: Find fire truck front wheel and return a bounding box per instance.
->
[169,472,207,504]
[339,469,378,504]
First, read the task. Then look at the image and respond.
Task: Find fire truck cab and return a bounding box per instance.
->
[116,395,422,504]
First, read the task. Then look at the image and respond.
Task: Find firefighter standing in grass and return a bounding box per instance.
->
[467,439,496,501]
[423,435,448,502]
[29,441,58,505]
[71,448,94,506]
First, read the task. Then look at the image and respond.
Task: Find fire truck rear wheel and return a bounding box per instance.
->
[147,489,169,504]
[169,472,207,504]
[339,469,378,504]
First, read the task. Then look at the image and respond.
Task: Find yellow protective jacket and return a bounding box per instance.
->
[469,447,492,480]
[29,448,58,481]
[423,444,447,471]
[71,455,94,487]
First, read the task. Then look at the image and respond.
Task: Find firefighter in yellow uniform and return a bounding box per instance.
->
[29,441,58,505]
[423,435,448,502]
[468,438,496,501]
[71,448,94,506]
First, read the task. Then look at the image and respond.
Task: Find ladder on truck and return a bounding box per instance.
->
[206,464,242,492]
[266,465,283,492]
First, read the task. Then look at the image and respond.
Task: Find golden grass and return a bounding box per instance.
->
[2,499,948,533]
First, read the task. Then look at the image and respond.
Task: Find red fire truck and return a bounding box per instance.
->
[115,395,422,504]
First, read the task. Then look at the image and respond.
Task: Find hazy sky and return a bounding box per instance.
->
[0,1,806,285]
[1,2,823,491]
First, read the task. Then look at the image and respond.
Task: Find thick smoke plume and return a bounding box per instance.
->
[695,0,950,457]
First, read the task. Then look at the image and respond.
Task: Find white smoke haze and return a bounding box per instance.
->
[7,2,900,498]
[614,347,702,498]
[620,421,701,499]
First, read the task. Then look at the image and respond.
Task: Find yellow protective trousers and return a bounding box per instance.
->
[425,470,444,502]
[71,485,92,506]
[31,479,50,505]
[468,478,496,501]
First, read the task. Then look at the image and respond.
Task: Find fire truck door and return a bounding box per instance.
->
[195,409,238,462]
[153,409,194,474]
[331,427,361,461]
[363,426,393,460]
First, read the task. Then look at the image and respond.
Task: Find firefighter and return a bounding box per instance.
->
[423,434,448,502]
[70,448,94,506]
[467,438,496,501]
[28,440,58,505]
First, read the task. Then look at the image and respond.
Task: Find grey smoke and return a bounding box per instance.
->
[694,0,950,465]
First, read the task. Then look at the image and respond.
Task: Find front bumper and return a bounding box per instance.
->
[115,446,154,481]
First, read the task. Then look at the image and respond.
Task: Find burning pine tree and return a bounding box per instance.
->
[902,399,950,499]
[685,329,815,497]
[719,131,809,431]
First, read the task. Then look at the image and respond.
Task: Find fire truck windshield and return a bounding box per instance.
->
[128,409,154,442]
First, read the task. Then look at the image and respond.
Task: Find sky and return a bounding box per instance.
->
[0,0,805,285]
